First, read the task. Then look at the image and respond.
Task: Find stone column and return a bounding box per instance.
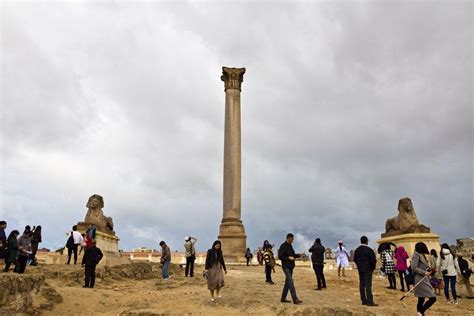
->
[218,66,247,261]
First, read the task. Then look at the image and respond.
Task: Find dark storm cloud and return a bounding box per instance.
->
[1,1,472,253]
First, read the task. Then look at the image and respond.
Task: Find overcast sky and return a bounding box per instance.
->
[1,1,472,254]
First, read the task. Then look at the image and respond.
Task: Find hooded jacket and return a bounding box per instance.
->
[394,246,409,271]
[437,248,460,277]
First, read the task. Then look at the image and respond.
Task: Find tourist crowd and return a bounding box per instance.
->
[1,219,473,315]
[0,221,42,274]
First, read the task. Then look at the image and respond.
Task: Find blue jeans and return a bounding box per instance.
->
[281,268,298,302]
[443,275,457,301]
[162,260,170,279]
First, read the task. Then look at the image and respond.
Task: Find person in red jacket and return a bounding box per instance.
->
[395,246,410,292]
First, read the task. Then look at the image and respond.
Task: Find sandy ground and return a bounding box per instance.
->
[16,263,471,316]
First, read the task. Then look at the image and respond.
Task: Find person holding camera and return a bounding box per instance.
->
[412,242,437,315]
[184,236,197,277]
[437,243,460,304]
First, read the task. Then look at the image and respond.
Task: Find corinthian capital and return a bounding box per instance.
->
[221,66,246,91]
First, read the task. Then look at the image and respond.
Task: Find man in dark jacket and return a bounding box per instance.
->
[353,236,378,306]
[82,241,103,288]
[278,233,303,304]
[308,238,326,290]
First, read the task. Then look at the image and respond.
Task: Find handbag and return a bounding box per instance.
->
[442,269,448,275]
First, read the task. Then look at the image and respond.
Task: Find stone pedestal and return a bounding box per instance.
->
[218,219,247,262]
[377,233,441,256]
[218,67,247,261]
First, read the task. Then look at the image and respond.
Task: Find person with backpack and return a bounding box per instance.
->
[412,242,437,316]
[380,243,397,290]
[3,230,19,272]
[395,246,410,292]
[81,240,103,288]
[245,248,253,266]
[308,238,326,290]
[437,243,460,304]
[66,225,84,265]
[184,236,197,277]
[353,236,378,306]
[457,255,473,299]
[263,240,275,285]
[429,249,443,295]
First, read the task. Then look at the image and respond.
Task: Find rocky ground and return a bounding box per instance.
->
[1,262,473,315]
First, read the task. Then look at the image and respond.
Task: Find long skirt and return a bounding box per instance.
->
[207,262,225,290]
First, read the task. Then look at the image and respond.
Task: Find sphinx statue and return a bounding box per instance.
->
[83,194,114,234]
[382,197,430,238]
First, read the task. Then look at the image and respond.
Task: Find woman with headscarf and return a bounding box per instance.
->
[395,246,409,291]
[205,240,227,302]
[412,242,436,316]
[335,240,350,277]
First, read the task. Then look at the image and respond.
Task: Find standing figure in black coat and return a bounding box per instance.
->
[82,241,103,288]
[308,238,326,290]
[353,236,378,306]
[278,233,303,305]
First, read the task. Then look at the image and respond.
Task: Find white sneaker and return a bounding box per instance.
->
[210,298,215,302]
[453,300,458,305]
[217,294,222,298]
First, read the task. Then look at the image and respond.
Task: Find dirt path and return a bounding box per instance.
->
[41,264,473,315]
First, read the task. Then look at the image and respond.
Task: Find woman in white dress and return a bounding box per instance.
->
[335,240,350,277]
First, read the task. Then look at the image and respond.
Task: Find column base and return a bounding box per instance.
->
[218,218,247,263]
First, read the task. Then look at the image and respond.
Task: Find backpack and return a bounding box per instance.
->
[458,257,472,279]
[66,232,74,248]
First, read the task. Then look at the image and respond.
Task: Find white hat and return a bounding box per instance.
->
[185,236,190,241]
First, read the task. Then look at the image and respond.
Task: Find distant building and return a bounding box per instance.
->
[131,247,158,253]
